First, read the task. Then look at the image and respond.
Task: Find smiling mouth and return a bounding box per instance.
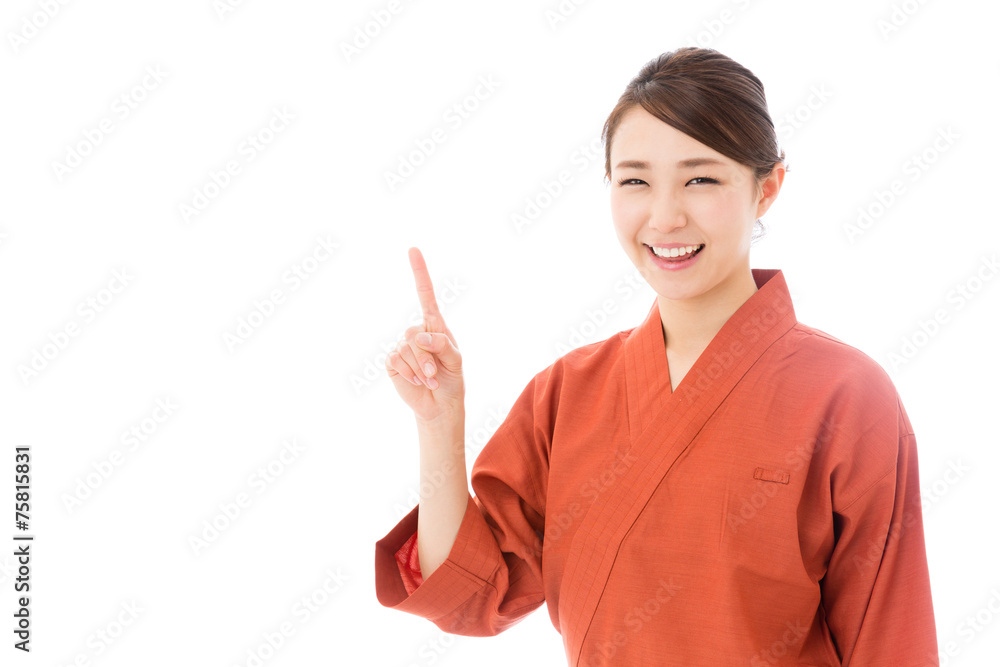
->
[645,244,705,261]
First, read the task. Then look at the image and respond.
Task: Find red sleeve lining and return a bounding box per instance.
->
[395,530,424,595]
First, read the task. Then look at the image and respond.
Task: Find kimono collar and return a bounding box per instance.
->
[622,269,799,433]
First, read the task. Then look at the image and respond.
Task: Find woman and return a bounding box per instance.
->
[376,47,938,666]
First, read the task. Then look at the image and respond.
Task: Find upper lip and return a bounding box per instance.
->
[646,242,704,249]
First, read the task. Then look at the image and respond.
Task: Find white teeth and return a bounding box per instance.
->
[651,244,701,258]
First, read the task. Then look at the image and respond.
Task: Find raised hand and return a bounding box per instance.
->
[385,247,465,423]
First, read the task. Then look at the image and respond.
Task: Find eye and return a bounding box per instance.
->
[688,177,718,185]
[616,177,645,186]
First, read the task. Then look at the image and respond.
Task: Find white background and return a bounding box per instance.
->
[1,0,997,665]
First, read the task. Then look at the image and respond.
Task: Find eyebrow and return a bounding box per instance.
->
[614,157,727,170]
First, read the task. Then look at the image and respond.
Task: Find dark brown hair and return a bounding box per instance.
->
[602,47,788,237]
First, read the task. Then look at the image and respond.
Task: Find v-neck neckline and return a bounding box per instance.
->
[621,269,795,443]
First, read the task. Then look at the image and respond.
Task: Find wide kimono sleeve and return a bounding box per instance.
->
[374,363,557,636]
[819,374,939,665]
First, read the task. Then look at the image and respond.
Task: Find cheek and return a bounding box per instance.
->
[696,194,750,234]
[609,198,637,233]
[693,192,741,219]
[611,217,633,249]
[610,194,645,225]
[688,203,741,251]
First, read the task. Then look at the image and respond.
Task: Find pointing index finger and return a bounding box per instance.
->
[408,247,444,333]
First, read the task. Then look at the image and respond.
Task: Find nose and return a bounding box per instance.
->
[647,188,688,233]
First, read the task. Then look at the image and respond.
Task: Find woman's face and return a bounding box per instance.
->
[608,105,781,304]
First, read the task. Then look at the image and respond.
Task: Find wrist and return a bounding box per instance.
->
[415,406,465,429]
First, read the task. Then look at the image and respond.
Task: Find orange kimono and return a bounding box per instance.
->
[375,269,939,666]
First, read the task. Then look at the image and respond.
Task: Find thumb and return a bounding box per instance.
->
[415,331,461,371]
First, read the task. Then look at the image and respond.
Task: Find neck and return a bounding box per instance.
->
[657,266,759,359]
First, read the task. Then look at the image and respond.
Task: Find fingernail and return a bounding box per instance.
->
[410,376,421,386]
[417,333,431,345]
[423,362,434,376]
[426,376,439,389]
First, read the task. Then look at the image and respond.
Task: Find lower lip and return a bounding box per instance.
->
[646,244,704,271]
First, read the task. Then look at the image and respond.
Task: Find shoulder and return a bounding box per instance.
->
[776,322,900,410]
[512,324,631,410]
[541,325,631,385]
[770,322,914,507]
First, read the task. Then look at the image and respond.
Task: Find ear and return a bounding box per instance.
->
[755,163,785,219]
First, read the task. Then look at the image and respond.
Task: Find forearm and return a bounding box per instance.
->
[415,409,469,578]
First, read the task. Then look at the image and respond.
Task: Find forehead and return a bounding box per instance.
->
[611,106,732,166]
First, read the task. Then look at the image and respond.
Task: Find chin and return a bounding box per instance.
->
[653,281,706,303]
